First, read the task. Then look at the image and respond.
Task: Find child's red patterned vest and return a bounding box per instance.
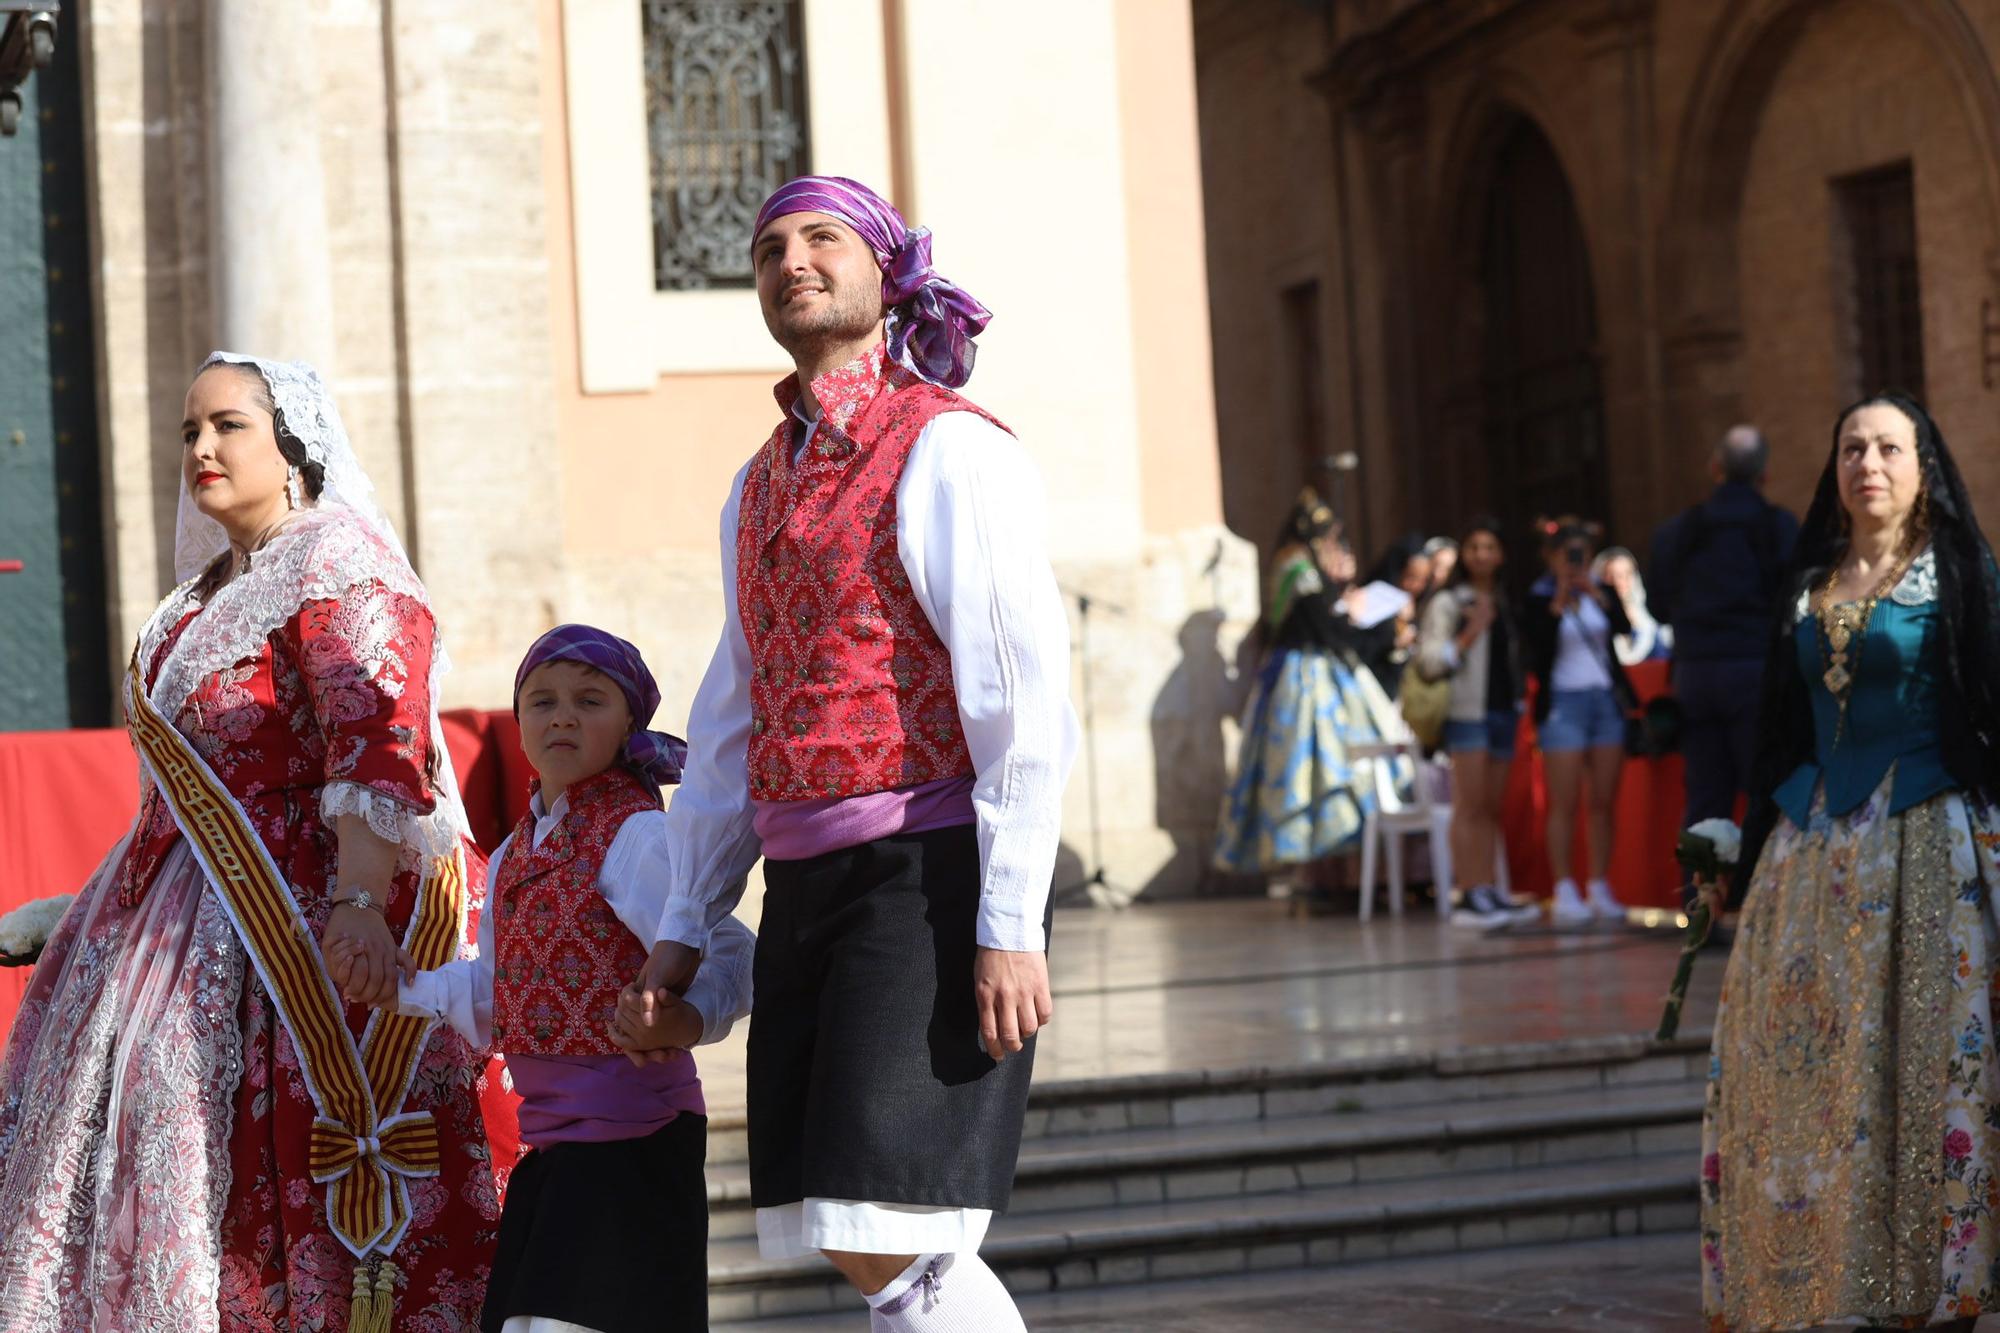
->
[490,766,657,1055]
[736,343,1007,802]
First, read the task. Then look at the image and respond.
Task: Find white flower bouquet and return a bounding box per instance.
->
[1657,819,1742,1040]
[0,894,75,967]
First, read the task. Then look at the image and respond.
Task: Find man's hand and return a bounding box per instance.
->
[615,940,702,1067]
[974,947,1052,1062]
[610,982,702,1067]
[638,939,701,1000]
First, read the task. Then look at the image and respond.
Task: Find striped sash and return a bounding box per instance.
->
[124,663,466,1259]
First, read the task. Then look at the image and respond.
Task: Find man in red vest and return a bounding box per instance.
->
[637,176,1077,1330]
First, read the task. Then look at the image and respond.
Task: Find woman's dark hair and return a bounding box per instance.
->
[1363,532,1429,588]
[217,362,325,500]
[1444,515,1507,590]
[1736,390,2000,898]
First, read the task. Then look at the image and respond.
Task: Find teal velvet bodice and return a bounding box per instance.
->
[1774,553,1951,827]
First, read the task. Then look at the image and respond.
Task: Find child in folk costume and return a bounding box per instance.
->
[342,624,754,1333]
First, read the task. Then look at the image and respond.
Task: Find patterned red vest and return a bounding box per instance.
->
[736,343,1006,802]
[490,767,657,1055]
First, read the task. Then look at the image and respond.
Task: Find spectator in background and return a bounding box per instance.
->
[1525,517,1635,926]
[1649,425,1799,906]
[1594,546,1672,664]
[1214,490,1406,900]
[1422,536,1459,600]
[1348,536,1433,700]
[1416,517,1536,930]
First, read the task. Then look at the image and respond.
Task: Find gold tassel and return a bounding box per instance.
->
[346,1258,399,1333]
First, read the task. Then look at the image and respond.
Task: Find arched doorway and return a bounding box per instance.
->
[1475,118,1607,548]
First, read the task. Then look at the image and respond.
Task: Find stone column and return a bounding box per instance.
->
[203,0,336,367]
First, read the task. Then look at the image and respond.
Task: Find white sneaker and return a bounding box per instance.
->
[1586,877,1626,921]
[1551,878,1593,927]
[1450,886,1511,932]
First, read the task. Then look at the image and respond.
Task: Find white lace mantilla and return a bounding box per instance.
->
[1792,547,1938,622]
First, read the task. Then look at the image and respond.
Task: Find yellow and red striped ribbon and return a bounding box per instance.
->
[125,663,465,1259]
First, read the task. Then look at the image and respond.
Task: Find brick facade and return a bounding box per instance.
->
[1197,0,2000,569]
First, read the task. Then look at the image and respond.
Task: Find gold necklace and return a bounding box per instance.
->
[1814,550,1913,742]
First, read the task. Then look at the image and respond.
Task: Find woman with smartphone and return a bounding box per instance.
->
[1523,516,1637,926]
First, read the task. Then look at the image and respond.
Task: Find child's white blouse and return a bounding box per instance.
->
[398,788,755,1052]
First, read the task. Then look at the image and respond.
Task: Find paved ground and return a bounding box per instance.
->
[695,897,1726,1112]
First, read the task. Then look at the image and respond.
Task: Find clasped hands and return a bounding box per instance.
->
[325,914,1056,1067]
[321,912,705,1062]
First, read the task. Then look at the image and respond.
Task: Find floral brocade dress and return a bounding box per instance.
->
[1703,550,2000,1330]
[1213,551,1407,873]
[0,509,499,1333]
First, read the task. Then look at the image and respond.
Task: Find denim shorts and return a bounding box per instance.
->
[1540,687,1626,753]
[1444,709,1519,759]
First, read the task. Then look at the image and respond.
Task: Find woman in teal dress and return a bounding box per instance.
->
[1213,489,1406,886]
[1702,393,2000,1331]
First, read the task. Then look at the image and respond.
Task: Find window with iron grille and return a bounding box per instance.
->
[643,1,811,290]
[1835,162,1925,398]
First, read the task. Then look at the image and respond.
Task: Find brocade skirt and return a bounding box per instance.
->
[1702,775,2000,1330]
[1212,648,1408,875]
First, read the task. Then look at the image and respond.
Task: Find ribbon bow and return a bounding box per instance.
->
[881,227,991,390]
[308,1111,441,1185]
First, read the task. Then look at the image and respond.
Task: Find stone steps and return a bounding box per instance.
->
[710,1152,1700,1324]
[703,1031,1712,1168]
[703,1033,1711,1325]
[704,1081,1704,1241]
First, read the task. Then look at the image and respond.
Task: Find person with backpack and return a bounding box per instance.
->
[1648,425,1800,907]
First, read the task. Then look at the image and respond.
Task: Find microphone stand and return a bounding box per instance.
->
[1053,584,1133,909]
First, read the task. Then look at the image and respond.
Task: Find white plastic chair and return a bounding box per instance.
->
[1350,729,1452,921]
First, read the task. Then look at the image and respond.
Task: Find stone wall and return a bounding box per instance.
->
[83,0,561,706]
[78,0,1259,904]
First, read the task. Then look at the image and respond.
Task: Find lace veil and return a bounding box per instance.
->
[150,352,472,862]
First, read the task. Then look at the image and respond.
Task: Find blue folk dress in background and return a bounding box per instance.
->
[1213,548,1408,875]
[1702,548,2000,1330]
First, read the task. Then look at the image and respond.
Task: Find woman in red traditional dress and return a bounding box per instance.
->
[0,354,499,1332]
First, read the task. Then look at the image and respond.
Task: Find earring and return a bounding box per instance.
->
[286,466,303,510]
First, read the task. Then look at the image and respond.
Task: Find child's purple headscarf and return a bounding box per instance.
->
[751,175,991,389]
[513,624,687,795]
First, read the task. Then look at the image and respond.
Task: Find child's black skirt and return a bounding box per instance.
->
[480,1112,708,1332]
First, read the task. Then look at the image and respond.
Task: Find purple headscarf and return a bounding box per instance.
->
[751,175,991,389]
[512,624,687,795]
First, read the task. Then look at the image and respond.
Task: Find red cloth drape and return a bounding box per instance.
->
[1499,659,1687,909]
[0,712,533,1042]
[0,729,142,1034]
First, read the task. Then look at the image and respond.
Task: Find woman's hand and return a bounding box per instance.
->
[1456,595,1495,654]
[1394,618,1418,651]
[322,903,399,1007]
[1693,874,1728,923]
[325,811,403,1008]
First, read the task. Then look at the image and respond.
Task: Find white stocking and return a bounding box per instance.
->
[863,1253,1026,1332]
